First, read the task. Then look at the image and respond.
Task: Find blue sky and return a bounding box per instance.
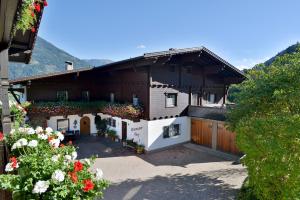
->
[38,0,300,69]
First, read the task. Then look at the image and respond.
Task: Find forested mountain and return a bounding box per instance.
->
[9,37,112,79]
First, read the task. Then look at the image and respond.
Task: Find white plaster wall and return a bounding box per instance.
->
[127,120,148,146]
[146,117,191,151]
[47,116,65,131]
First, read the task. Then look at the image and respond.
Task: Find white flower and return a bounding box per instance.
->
[5,163,13,172]
[28,140,38,148]
[55,131,64,141]
[27,128,35,135]
[18,127,26,133]
[51,154,61,162]
[11,142,21,150]
[10,129,15,134]
[49,139,60,148]
[18,138,28,146]
[51,170,65,182]
[32,180,50,194]
[38,134,48,140]
[71,152,77,160]
[64,155,72,162]
[35,126,43,134]
[81,158,91,165]
[45,127,53,135]
[95,168,103,180]
[5,162,19,172]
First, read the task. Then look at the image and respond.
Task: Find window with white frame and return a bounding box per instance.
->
[107,118,116,128]
[132,94,139,106]
[165,93,177,107]
[110,93,115,103]
[207,93,216,104]
[163,124,180,138]
[57,91,68,101]
[82,90,90,101]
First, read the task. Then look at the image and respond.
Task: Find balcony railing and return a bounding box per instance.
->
[188,105,228,121]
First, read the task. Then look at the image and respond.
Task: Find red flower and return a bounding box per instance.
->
[0,132,4,142]
[34,3,41,12]
[44,0,48,7]
[82,179,94,192]
[59,144,65,148]
[31,12,35,17]
[9,157,18,168]
[31,27,36,33]
[68,140,73,145]
[74,161,83,172]
[48,136,54,142]
[68,171,78,183]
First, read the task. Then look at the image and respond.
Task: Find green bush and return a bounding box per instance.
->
[227,47,300,199]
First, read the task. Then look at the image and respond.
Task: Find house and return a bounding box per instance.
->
[9,47,245,153]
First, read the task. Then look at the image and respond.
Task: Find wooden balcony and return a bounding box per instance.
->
[188,105,227,121]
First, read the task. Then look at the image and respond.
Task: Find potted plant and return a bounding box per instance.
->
[136,144,145,154]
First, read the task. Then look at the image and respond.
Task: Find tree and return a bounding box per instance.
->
[227,47,300,199]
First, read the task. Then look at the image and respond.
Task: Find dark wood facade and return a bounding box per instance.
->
[10,47,245,120]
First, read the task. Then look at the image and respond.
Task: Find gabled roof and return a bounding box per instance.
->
[10,67,92,84]
[10,46,246,84]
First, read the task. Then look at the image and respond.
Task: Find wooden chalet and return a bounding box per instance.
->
[10,46,245,154]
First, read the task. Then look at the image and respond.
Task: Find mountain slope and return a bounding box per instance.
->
[9,37,112,79]
[83,59,113,67]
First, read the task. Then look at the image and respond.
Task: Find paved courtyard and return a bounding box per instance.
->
[75,136,247,200]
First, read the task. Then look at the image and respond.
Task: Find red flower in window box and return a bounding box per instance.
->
[31,27,36,33]
[82,179,94,192]
[74,161,83,172]
[44,0,48,6]
[34,3,41,12]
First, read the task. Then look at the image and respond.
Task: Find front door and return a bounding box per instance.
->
[122,121,127,141]
[80,116,90,135]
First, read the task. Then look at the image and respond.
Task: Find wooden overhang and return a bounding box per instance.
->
[9,46,246,85]
[0,0,44,63]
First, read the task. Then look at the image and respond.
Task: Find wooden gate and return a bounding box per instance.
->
[191,119,212,148]
[217,122,239,154]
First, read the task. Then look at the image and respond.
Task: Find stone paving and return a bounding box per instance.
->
[74,136,247,200]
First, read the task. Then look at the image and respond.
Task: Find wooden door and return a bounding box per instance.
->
[191,119,212,147]
[217,122,239,154]
[122,121,127,141]
[80,116,90,135]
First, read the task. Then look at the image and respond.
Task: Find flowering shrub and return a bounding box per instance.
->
[0,126,108,199]
[25,101,144,123]
[16,0,48,34]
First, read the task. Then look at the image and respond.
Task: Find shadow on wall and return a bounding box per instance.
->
[103,171,241,200]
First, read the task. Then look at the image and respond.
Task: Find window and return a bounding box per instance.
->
[110,93,115,103]
[82,91,90,101]
[207,93,216,104]
[163,124,180,138]
[57,91,68,101]
[57,119,69,132]
[132,94,139,106]
[165,93,177,107]
[192,93,199,106]
[107,118,116,128]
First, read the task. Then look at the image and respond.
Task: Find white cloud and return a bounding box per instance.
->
[136,44,146,49]
[235,57,270,70]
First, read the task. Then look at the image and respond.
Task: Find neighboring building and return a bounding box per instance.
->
[9,47,245,152]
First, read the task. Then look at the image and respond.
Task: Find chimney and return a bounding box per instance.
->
[65,61,73,71]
